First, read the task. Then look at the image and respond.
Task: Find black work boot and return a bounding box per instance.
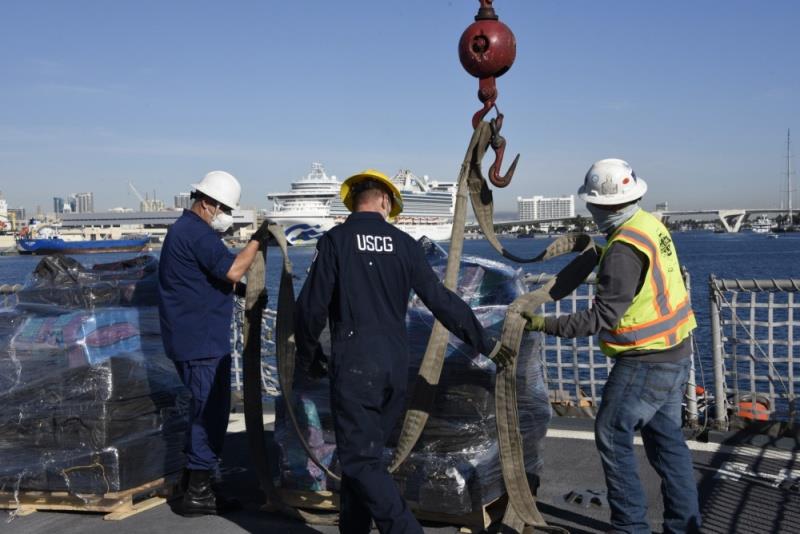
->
[181,470,240,516]
[180,467,190,493]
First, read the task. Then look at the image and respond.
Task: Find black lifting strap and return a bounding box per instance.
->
[241,244,279,509]
[242,225,340,525]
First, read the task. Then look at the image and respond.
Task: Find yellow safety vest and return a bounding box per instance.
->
[598,209,696,357]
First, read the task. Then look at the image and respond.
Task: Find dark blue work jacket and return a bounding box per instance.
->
[294,211,497,368]
[158,210,236,361]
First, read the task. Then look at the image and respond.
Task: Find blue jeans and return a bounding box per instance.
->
[595,357,700,534]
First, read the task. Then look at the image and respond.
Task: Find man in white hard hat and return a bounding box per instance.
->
[294,169,515,534]
[523,159,700,533]
[158,170,271,516]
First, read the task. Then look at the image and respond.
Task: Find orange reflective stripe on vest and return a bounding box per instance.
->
[599,296,695,346]
[598,209,696,356]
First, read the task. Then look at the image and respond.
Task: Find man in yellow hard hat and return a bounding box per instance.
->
[523,159,700,534]
[294,169,514,534]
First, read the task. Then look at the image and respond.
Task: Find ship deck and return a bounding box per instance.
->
[3,415,798,534]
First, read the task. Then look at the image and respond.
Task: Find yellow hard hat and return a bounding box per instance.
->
[340,169,404,218]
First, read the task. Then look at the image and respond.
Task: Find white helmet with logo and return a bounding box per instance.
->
[578,158,647,205]
[191,171,241,210]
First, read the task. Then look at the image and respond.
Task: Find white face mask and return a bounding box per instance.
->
[207,204,234,233]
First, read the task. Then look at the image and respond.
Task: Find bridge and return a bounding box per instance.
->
[465,208,789,234]
[652,208,788,233]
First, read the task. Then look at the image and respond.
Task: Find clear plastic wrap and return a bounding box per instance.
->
[0,255,189,496]
[275,240,552,515]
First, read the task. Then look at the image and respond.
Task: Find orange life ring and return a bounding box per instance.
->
[736,394,770,421]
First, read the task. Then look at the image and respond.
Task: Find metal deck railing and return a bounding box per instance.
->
[709,277,800,430]
[228,274,800,431]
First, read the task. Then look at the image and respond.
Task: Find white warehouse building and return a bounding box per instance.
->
[517,195,575,221]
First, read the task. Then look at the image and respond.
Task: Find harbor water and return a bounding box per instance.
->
[2,231,799,394]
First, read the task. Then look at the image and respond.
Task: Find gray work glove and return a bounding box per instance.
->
[490,343,517,368]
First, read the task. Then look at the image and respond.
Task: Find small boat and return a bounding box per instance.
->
[17,234,150,255]
[750,216,773,234]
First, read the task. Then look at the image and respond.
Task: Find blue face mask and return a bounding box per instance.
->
[587,203,640,233]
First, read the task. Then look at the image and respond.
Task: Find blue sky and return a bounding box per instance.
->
[1,0,798,214]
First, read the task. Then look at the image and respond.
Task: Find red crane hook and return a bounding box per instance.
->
[458,0,520,188]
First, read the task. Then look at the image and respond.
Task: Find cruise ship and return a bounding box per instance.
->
[266,163,456,245]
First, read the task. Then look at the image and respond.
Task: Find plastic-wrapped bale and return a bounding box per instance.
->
[274,386,338,492]
[15,255,160,313]
[274,239,552,516]
[0,255,189,496]
[0,431,186,494]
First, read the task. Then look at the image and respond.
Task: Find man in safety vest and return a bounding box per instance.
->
[523,158,700,533]
[294,169,514,534]
[158,170,272,516]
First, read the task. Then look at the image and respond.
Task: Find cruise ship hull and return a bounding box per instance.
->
[267,165,456,246]
[271,216,453,246]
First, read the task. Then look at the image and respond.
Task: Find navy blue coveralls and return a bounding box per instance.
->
[158,209,236,472]
[295,212,498,534]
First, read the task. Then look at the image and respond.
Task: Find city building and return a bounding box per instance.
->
[517,195,575,221]
[73,192,94,213]
[7,208,26,226]
[53,197,65,214]
[655,202,669,212]
[174,193,191,210]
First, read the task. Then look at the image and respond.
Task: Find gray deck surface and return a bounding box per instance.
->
[3,417,799,533]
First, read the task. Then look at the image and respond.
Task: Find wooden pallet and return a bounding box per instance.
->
[0,475,181,521]
[276,488,507,533]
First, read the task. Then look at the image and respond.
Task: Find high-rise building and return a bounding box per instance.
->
[7,208,25,224]
[73,192,94,213]
[517,195,575,221]
[53,197,65,214]
[174,193,191,210]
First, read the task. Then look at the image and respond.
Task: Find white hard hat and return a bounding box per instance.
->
[578,158,647,206]
[191,171,241,210]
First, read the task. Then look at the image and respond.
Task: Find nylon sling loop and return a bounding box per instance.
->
[389,120,598,532]
[467,125,556,265]
[495,234,598,533]
[270,225,341,482]
[242,224,340,525]
[389,121,492,473]
[465,124,601,531]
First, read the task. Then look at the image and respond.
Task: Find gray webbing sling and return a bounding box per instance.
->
[244,128,597,531]
[243,225,340,525]
[391,122,598,532]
